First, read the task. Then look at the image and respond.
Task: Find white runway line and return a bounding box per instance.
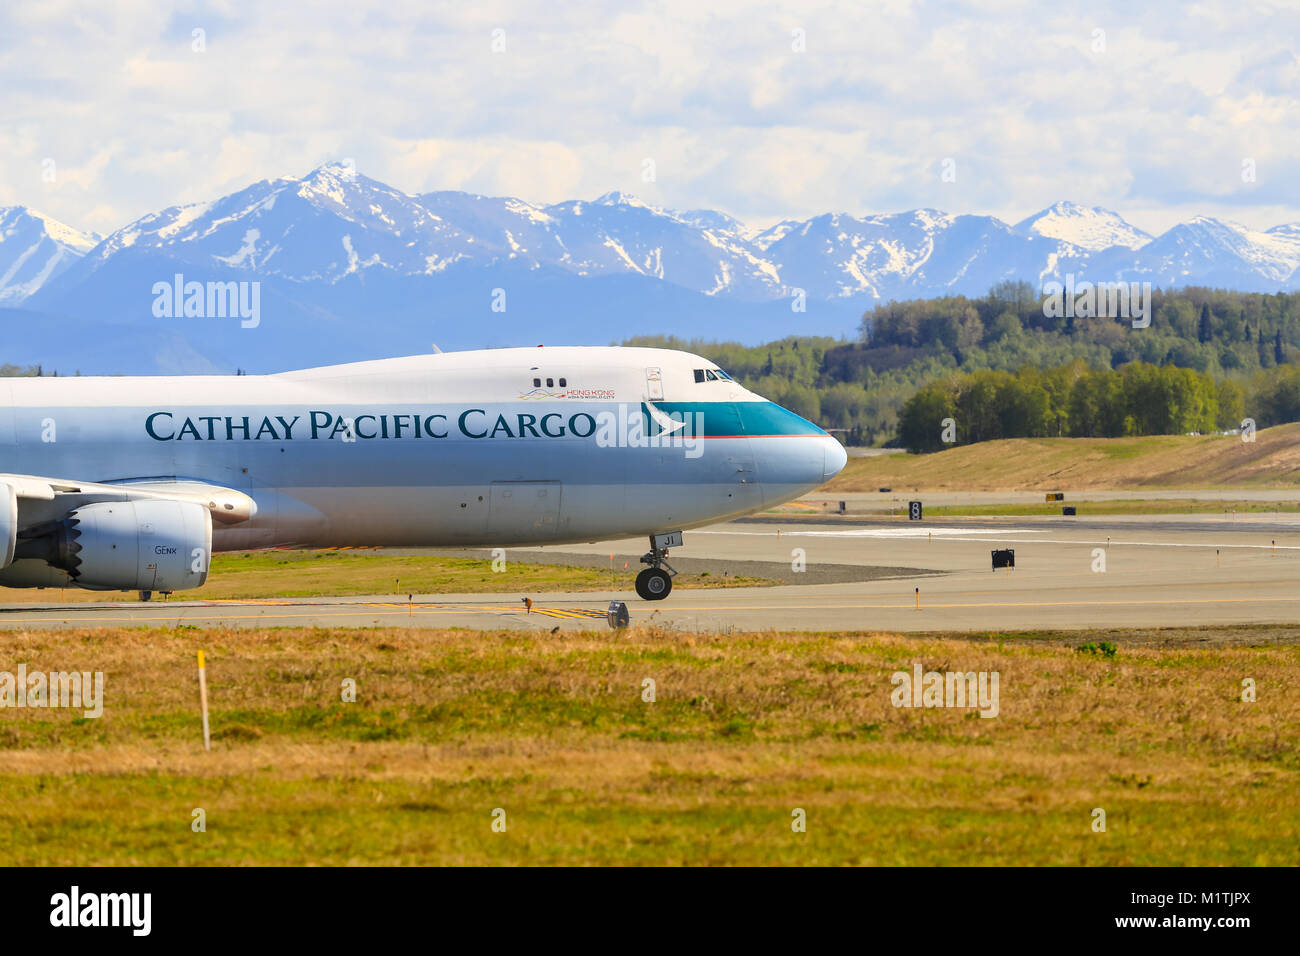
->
[698,527,1044,538]
[699,529,1300,550]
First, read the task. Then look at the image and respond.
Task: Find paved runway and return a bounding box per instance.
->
[789,488,1300,514]
[6,510,1300,633]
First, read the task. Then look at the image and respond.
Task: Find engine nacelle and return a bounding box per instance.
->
[0,481,16,569]
[8,499,212,592]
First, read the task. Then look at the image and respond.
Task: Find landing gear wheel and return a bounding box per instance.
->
[637,533,680,601]
[139,590,153,602]
[635,568,672,601]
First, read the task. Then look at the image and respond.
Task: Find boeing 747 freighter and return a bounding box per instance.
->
[0,346,846,601]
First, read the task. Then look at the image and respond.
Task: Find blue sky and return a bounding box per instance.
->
[1,0,1297,236]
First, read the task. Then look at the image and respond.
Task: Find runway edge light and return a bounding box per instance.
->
[607,601,630,629]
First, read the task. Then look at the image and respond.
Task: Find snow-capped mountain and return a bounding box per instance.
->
[417,188,784,296]
[1131,216,1300,288]
[521,191,782,298]
[9,166,1300,373]
[62,166,785,299]
[757,209,1069,299]
[29,170,1300,308]
[77,164,472,281]
[0,207,99,304]
[1014,201,1152,252]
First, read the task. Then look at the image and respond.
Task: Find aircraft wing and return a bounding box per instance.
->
[0,474,257,527]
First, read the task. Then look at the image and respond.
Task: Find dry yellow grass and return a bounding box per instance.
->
[0,625,1295,864]
[0,551,770,604]
[828,422,1300,492]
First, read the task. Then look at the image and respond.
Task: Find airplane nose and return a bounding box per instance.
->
[824,438,848,481]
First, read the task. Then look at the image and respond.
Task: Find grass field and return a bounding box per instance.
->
[1,624,1295,865]
[828,422,1300,492]
[0,551,773,604]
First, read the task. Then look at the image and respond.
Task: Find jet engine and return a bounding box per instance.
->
[4,499,212,592]
[0,481,16,569]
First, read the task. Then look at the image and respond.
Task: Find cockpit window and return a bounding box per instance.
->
[694,367,734,383]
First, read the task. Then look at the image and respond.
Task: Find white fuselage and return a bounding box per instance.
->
[1,346,846,551]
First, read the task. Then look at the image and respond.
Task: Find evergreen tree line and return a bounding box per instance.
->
[866,281,1297,379]
[626,286,1300,446]
[897,362,1245,452]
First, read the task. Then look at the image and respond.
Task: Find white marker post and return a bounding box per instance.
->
[197,650,211,752]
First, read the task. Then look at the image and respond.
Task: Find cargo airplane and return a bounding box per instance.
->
[0,347,846,601]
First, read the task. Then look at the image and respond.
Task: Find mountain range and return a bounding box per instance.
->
[3,164,1299,374]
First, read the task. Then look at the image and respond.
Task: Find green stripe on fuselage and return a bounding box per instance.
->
[646,401,826,437]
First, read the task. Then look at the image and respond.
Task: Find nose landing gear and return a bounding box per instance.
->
[635,531,682,601]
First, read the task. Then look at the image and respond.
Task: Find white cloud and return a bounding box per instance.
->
[0,0,1297,238]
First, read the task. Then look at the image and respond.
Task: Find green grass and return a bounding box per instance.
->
[0,625,1296,865]
[0,550,773,603]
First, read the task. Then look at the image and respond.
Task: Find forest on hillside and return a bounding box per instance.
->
[625,284,1300,449]
[10,283,1300,452]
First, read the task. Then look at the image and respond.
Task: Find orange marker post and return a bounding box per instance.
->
[197,650,211,752]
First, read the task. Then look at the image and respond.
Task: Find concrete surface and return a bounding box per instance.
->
[6,510,1300,634]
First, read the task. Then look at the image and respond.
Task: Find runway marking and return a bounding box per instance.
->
[6,592,1300,626]
[533,608,608,620]
[230,600,610,620]
[0,602,614,625]
[701,527,1045,538]
[701,529,1300,550]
